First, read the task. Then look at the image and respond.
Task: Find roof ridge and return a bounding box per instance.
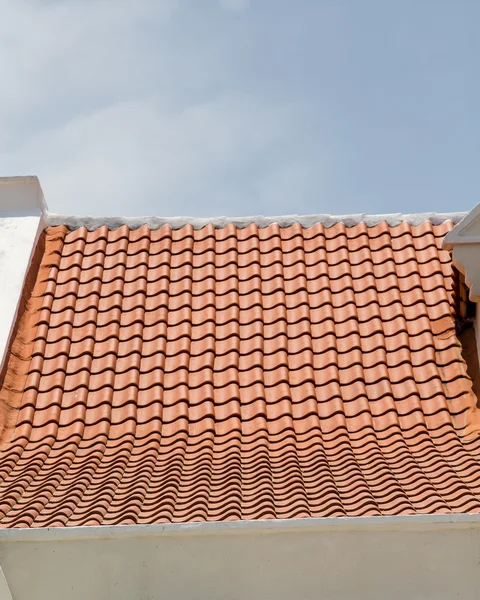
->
[46,211,466,232]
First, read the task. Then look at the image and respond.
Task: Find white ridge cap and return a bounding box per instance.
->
[46,211,466,231]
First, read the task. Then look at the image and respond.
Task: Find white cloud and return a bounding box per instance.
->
[0,0,179,138]
[3,94,293,215]
[0,0,320,217]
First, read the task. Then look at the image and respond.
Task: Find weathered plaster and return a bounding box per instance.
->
[443,204,480,302]
[443,202,480,249]
[0,176,46,216]
[0,218,44,372]
[0,178,45,373]
[0,514,479,600]
[450,244,480,302]
[47,210,466,231]
[0,566,12,600]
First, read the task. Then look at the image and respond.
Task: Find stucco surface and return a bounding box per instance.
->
[47,210,466,231]
[0,567,12,600]
[0,177,45,216]
[0,217,42,373]
[0,517,479,600]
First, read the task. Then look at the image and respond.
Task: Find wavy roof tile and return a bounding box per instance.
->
[0,217,480,528]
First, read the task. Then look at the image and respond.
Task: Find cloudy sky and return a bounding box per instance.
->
[1,0,478,217]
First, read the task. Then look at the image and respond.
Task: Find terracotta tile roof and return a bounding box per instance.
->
[0,218,480,528]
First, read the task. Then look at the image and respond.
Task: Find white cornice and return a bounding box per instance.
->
[443,203,480,250]
[441,203,480,302]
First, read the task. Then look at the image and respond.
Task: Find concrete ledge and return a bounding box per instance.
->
[2,514,480,600]
[0,177,46,216]
[2,513,480,543]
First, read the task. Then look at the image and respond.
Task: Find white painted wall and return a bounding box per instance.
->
[0,567,12,600]
[0,217,43,366]
[443,203,480,302]
[48,210,465,231]
[0,177,45,216]
[0,177,45,373]
[0,515,479,600]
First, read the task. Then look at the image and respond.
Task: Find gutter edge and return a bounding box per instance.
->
[2,513,480,543]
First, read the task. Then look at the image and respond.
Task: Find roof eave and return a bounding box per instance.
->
[2,513,480,542]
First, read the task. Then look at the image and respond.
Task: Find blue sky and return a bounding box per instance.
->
[1,0,478,217]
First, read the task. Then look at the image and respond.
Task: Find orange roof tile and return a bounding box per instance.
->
[0,218,480,527]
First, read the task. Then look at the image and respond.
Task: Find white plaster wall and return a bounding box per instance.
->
[0,177,46,373]
[0,567,12,600]
[0,177,45,215]
[0,216,42,372]
[1,516,479,600]
[451,244,480,302]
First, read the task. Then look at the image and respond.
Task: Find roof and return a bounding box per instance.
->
[0,215,480,528]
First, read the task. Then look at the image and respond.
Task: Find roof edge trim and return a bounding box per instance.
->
[46,211,466,232]
[2,513,480,543]
[443,202,480,249]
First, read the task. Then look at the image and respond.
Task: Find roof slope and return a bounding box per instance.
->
[0,218,480,528]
